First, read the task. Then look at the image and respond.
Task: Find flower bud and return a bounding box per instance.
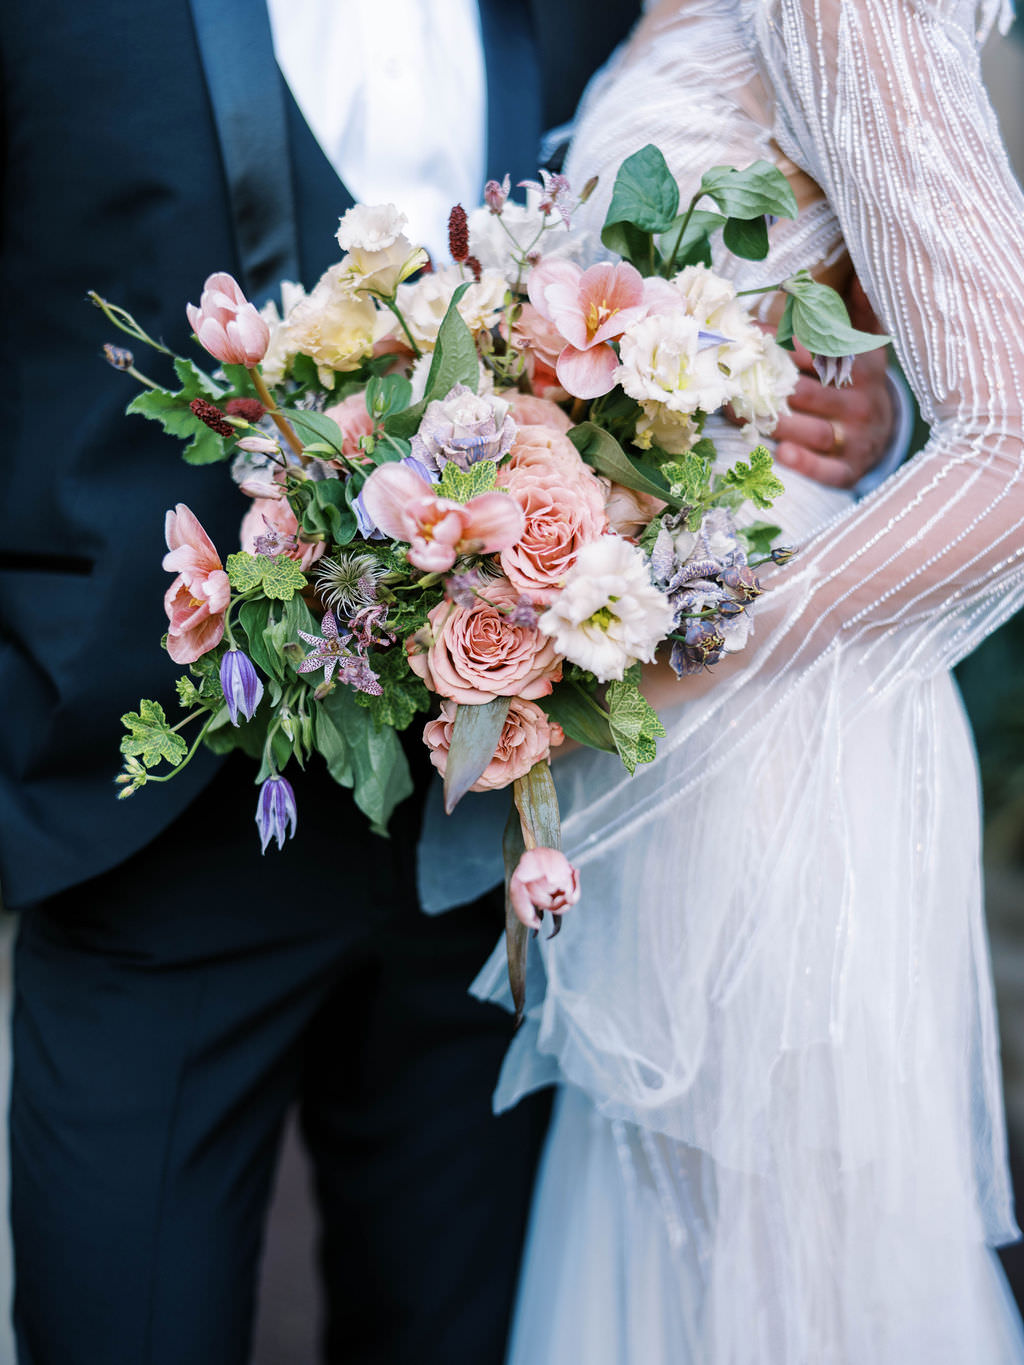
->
[220,649,264,725]
[771,546,797,566]
[484,175,511,215]
[186,271,270,368]
[509,847,581,931]
[103,343,134,371]
[255,774,297,853]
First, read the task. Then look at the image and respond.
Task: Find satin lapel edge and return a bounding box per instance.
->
[186,0,300,300]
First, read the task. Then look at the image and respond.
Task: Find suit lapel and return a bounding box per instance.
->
[187,0,300,300]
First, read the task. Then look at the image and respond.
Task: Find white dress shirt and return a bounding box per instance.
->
[266,0,487,261]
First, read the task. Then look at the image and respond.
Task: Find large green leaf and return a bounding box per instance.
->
[568,422,680,510]
[540,682,617,754]
[657,209,727,271]
[722,215,770,261]
[120,698,188,769]
[698,161,798,221]
[443,697,512,813]
[277,407,347,456]
[316,685,413,833]
[782,271,890,357]
[383,283,480,440]
[603,144,680,237]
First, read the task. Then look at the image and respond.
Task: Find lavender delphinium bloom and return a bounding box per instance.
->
[409,385,516,473]
[256,774,298,852]
[220,649,264,725]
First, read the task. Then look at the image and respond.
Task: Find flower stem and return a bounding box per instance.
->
[379,296,423,358]
[88,291,176,356]
[662,191,703,277]
[250,368,306,459]
[145,711,219,782]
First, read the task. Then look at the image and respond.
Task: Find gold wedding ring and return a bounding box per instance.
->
[828,419,847,455]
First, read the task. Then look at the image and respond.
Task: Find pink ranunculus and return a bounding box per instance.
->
[422,697,564,792]
[359,461,525,572]
[603,482,667,538]
[527,257,647,399]
[497,426,608,601]
[162,503,231,664]
[239,497,325,572]
[186,271,270,368]
[323,392,375,462]
[509,847,581,930]
[407,577,562,704]
[502,391,573,434]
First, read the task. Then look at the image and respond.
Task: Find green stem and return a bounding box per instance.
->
[146,712,219,782]
[250,367,306,459]
[735,282,786,298]
[88,292,175,355]
[379,296,423,359]
[662,191,703,276]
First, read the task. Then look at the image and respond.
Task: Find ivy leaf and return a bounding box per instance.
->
[782,271,890,358]
[437,460,498,503]
[225,551,263,594]
[721,446,785,511]
[603,144,680,238]
[605,679,666,775]
[125,358,227,466]
[259,554,308,601]
[698,161,798,221]
[660,452,713,508]
[120,699,188,769]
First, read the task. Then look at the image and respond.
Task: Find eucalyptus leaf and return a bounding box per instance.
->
[568,422,680,510]
[698,161,798,221]
[443,697,512,813]
[513,760,562,850]
[603,144,680,236]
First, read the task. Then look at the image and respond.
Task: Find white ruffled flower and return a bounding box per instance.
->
[336,203,408,253]
[396,265,507,349]
[723,328,799,437]
[539,535,675,683]
[285,266,389,385]
[670,264,739,327]
[617,311,732,417]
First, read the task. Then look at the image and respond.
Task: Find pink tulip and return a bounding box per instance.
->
[186,272,270,368]
[162,503,231,663]
[359,461,525,572]
[527,258,647,399]
[509,847,581,930]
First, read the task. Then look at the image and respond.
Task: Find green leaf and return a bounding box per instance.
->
[660,452,714,508]
[175,675,201,709]
[738,520,782,558]
[277,408,347,456]
[187,649,226,702]
[513,760,562,850]
[603,144,680,237]
[722,215,770,261]
[422,281,480,402]
[443,697,512,813]
[259,554,307,601]
[600,219,657,270]
[317,686,413,834]
[436,460,498,503]
[540,682,617,754]
[776,295,796,351]
[365,374,413,419]
[657,209,726,270]
[225,551,263,594]
[125,358,228,465]
[120,698,188,769]
[353,648,432,731]
[237,598,281,682]
[299,478,357,544]
[721,446,785,511]
[605,679,666,775]
[502,801,530,1027]
[782,271,890,357]
[698,161,798,221]
[568,422,680,510]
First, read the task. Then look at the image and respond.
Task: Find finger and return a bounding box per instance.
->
[774,441,856,489]
[787,376,855,420]
[789,336,817,374]
[771,410,839,454]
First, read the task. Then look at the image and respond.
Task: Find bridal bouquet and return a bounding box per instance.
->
[100,146,883,1014]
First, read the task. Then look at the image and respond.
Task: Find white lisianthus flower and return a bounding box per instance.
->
[396,265,507,349]
[617,311,731,417]
[670,264,739,327]
[336,203,408,253]
[724,329,799,437]
[539,535,675,683]
[633,404,700,455]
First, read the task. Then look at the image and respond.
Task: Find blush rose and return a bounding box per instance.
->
[422,697,564,791]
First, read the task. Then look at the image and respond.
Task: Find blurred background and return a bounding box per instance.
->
[2,17,1024,1365]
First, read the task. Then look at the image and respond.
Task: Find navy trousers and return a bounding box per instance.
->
[10,756,548,1365]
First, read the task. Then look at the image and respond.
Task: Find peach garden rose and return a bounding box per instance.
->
[423,697,564,791]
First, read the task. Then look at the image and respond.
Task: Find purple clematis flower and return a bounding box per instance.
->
[256,774,297,853]
[220,648,264,725]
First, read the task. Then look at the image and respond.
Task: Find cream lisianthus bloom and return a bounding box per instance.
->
[396,265,507,350]
[336,203,428,297]
[258,280,307,386]
[539,535,675,683]
[670,263,740,328]
[723,328,799,437]
[285,267,388,384]
[617,311,732,418]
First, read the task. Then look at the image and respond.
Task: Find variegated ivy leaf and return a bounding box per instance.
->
[226,550,307,601]
[605,678,666,775]
[720,447,785,511]
[437,459,498,503]
[226,551,263,594]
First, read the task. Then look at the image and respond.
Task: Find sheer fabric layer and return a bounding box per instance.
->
[475,0,1024,1358]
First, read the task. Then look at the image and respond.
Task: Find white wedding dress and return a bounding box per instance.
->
[472,1,1024,1360]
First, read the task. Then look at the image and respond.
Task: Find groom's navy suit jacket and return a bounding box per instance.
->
[0,0,639,911]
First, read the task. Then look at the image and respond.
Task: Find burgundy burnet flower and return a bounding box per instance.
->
[219,648,264,725]
[256,774,297,853]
